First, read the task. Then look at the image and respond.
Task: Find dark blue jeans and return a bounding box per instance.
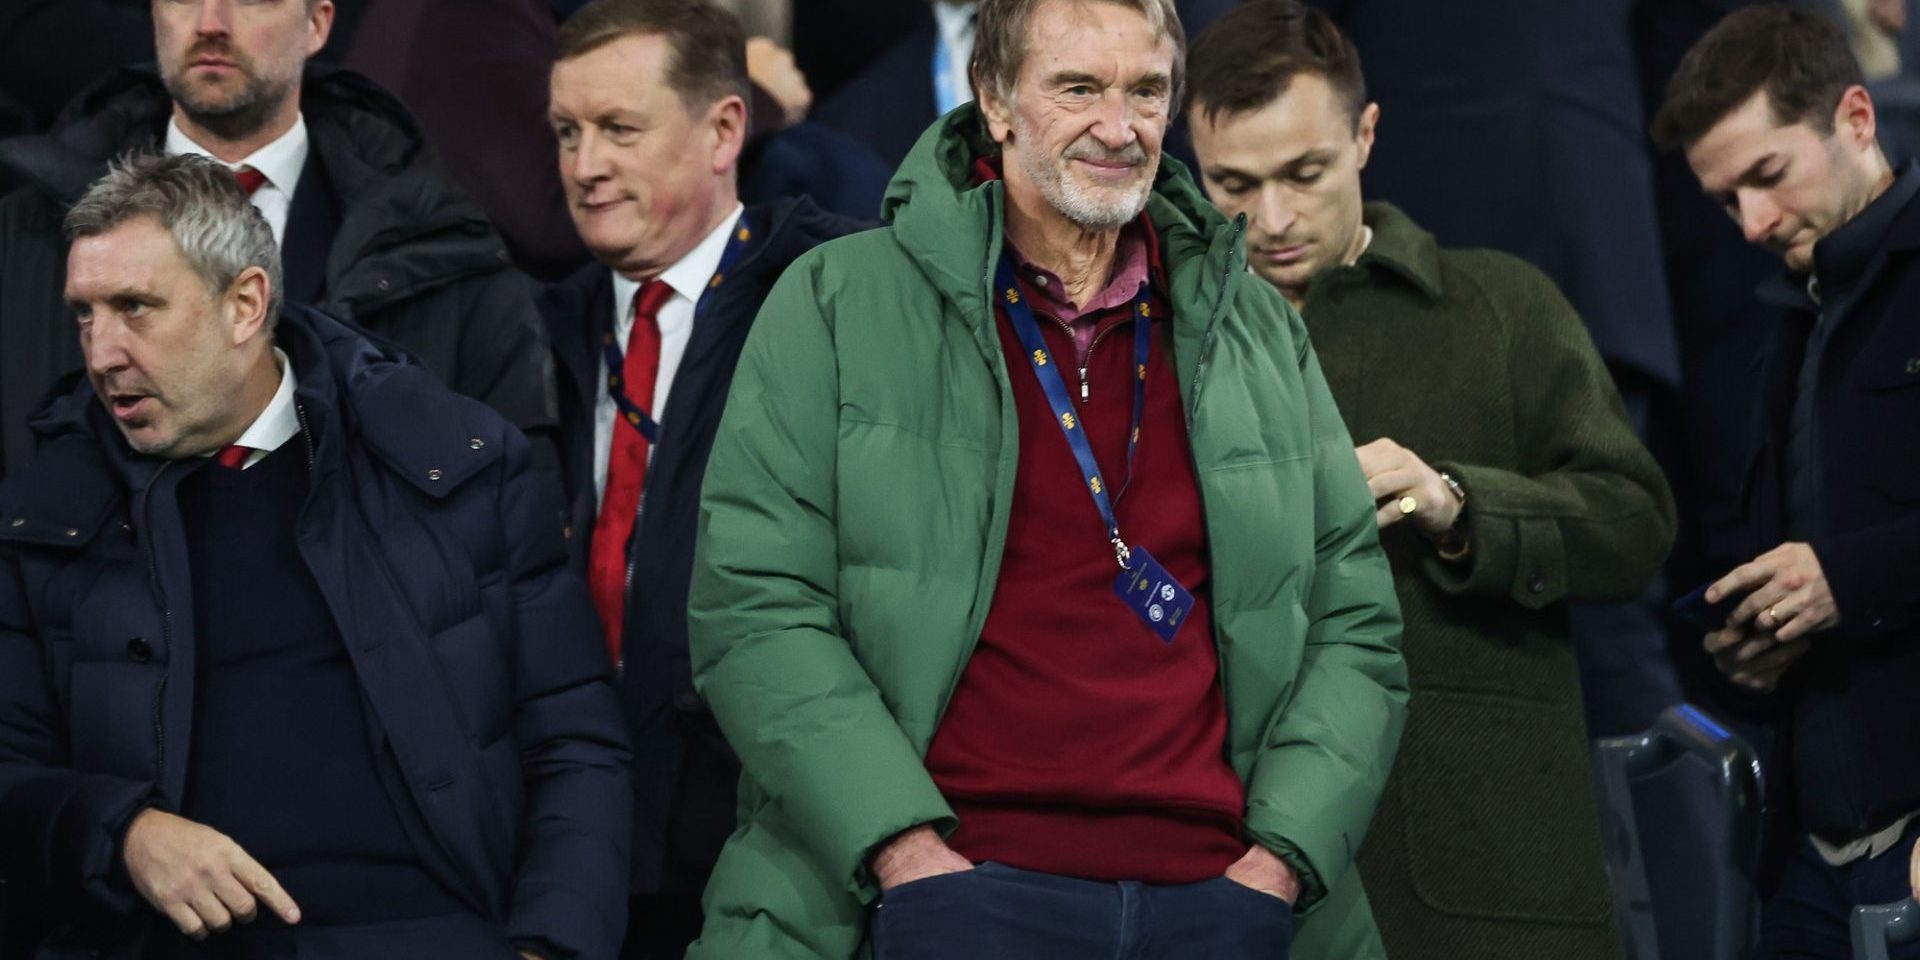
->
[869,862,1293,960]
[1754,821,1920,960]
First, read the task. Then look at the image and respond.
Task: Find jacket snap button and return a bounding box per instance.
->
[65,528,79,537]
[127,638,152,662]
[8,518,22,527]
[376,278,391,292]
[1529,572,1547,594]
[1907,357,1920,375]
[469,438,485,450]
[427,469,444,481]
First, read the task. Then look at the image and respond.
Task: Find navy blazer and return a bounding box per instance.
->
[539,195,865,895]
[0,306,631,958]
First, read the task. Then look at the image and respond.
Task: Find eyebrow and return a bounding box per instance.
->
[1206,148,1339,183]
[1706,153,1780,203]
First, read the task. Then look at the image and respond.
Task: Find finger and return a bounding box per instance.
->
[233,856,301,925]
[1374,502,1406,530]
[1709,560,1775,604]
[1703,629,1746,654]
[1731,641,1809,690]
[210,873,259,925]
[1732,633,1781,663]
[187,890,233,935]
[163,900,207,940]
[1729,580,1791,630]
[1353,441,1386,474]
[1365,469,1418,500]
[1775,601,1834,644]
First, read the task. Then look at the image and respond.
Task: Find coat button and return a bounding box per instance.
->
[65,528,78,537]
[1907,357,1920,375]
[7,518,22,528]
[469,438,485,450]
[127,638,152,663]
[376,278,391,292]
[1529,571,1547,594]
[427,469,443,481]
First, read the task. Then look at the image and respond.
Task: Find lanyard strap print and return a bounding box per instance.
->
[602,212,755,442]
[994,251,1152,570]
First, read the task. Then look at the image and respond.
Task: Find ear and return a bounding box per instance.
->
[307,0,336,58]
[707,93,749,178]
[1834,84,1878,151]
[224,266,272,347]
[1354,102,1381,171]
[977,74,1017,145]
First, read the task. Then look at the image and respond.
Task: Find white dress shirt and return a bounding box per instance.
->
[216,348,300,470]
[932,2,978,114]
[594,204,746,503]
[166,116,310,248]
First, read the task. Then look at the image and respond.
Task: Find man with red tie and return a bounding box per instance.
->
[538,1,861,955]
[0,0,556,478]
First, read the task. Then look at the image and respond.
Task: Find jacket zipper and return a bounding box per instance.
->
[140,461,174,783]
[1188,218,1246,425]
[1042,311,1125,401]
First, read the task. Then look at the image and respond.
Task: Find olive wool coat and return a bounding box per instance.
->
[684,107,1409,960]
[1302,203,1676,960]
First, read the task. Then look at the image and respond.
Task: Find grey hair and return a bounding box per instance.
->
[970,0,1186,113]
[65,152,284,325]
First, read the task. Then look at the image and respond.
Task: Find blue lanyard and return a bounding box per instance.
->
[603,213,754,442]
[995,252,1153,569]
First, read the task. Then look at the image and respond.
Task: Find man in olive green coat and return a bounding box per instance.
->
[1187,5,1677,960]
[685,0,1406,957]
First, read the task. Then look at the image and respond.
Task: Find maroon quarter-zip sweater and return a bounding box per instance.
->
[922,198,1246,884]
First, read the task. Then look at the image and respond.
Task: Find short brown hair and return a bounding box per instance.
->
[1651,4,1863,150]
[1185,0,1364,129]
[972,0,1186,110]
[556,0,749,111]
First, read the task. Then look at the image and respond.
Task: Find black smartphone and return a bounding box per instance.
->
[1671,580,1743,632]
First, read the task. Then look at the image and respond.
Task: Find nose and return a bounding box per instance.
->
[194,0,233,38]
[566,128,610,188]
[1737,190,1781,245]
[1088,89,1142,152]
[84,317,131,380]
[1255,184,1298,238]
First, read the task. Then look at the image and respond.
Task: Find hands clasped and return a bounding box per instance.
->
[1702,542,1839,693]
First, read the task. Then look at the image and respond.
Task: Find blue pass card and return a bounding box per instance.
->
[1113,547,1194,644]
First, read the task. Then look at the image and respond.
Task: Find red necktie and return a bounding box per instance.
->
[588,280,671,665]
[233,165,268,197]
[215,444,254,469]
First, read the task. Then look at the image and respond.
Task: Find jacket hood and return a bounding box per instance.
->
[879,104,1235,313]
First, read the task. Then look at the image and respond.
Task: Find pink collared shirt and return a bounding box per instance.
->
[1007,219,1154,369]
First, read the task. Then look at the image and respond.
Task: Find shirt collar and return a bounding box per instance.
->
[226,347,300,456]
[1010,218,1157,321]
[611,203,747,314]
[1809,160,1920,297]
[166,114,310,196]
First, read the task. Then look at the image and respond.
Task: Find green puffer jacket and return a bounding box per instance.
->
[685,106,1408,960]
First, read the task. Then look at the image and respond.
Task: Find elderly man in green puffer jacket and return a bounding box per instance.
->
[684,1,1407,957]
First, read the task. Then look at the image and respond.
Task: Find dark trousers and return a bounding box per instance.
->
[144,911,520,960]
[869,862,1292,960]
[1754,821,1920,960]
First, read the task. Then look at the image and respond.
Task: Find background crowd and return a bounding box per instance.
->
[1,0,1919,958]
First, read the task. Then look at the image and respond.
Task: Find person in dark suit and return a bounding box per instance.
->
[539,2,861,956]
[0,152,630,960]
[0,0,556,479]
[1655,7,1920,957]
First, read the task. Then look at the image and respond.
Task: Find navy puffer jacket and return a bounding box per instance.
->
[0,305,631,958]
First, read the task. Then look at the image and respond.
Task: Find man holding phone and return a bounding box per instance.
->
[1655,7,1920,956]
